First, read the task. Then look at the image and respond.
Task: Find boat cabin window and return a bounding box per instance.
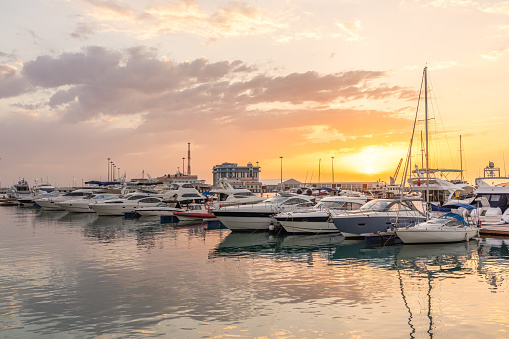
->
[233,192,256,198]
[182,193,202,198]
[387,202,412,212]
[182,184,194,188]
[360,200,391,211]
[127,195,150,200]
[139,197,161,203]
[283,198,311,205]
[264,196,288,204]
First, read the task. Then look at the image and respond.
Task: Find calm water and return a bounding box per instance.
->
[1,207,509,338]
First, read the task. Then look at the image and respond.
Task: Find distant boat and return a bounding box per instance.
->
[90,193,165,216]
[213,195,316,232]
[173,203,217,221]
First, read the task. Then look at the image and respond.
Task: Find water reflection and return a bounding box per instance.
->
[3,206,509,338]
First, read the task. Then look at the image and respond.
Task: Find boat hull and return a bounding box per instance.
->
[213,210,275,231]
[333,214,425,238]
[275,214,338,234]
[174,212,217,221]
[396,227,478,244]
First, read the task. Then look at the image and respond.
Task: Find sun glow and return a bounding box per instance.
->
[339,144,408,177]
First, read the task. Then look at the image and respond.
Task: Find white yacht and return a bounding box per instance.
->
[396,212,478,244]
[212,195,316,232]
[209,179,266,206]
[90,193,165,216]
[34,189,97,210]
[163,183,206,205]
[57,193,120,213]
[274,195,368,234]
[407,168,475,209]
[447,162,509,226]
[331,198,426,238]
[11,179,34,206]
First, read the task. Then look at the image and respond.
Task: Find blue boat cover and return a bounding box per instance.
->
[440,212,469,226]
[442,203,476,210]
[431,204,451,212]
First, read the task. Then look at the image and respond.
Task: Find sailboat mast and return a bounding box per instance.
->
[424,66,429,207]
[460,135,463,182]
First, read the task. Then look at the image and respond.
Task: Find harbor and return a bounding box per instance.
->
[1,205,509,338]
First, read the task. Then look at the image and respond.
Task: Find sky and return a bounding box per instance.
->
[1,0,508,187]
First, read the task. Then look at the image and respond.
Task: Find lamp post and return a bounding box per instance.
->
[331,156,335,184]
[182,158,185,175]
[279,156,283,189]
[318,159,321,184]
[112,164,116,181]
[118,167,120,180]
[107,158,111,181]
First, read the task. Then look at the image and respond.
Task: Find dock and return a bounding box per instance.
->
[479,225,509,236]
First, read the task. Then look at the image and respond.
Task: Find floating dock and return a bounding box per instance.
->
[479,225,509,236]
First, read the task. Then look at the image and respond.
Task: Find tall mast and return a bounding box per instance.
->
[424,66,429,207]
[187,142,191,175]
[459,135,463,182]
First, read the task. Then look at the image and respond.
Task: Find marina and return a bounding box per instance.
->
[1,205,509,338]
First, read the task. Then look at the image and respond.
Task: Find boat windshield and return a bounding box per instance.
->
[360,199,416,212]
[316,201,345,209]
[264,196,289,204]
[233,192,256,198]
[422,218,463,227]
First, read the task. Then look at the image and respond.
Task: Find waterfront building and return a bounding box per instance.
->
[261,179,382,194]
[212,162,261,190]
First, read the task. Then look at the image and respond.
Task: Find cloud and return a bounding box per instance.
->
[334,19,363,41]
[5,46,414,127]
[70,22,97,40]
[481,47,509,60]
[80,0,286,41]
[0,64,31,99]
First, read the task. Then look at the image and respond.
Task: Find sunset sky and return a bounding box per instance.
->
[1,0,508,187]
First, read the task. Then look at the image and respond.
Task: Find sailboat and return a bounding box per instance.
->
[395,67,479,244]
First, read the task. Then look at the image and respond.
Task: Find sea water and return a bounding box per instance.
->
[1,206,508,338]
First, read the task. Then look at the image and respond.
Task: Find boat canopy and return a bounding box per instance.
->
[442,202,476,210]
[439,212,469,226]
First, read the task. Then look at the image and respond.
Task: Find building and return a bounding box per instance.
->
[212,162,261,190]
[261,179,382,194]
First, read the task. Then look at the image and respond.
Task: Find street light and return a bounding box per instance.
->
[331,156,335,184]
[182,157,185,175]
[279,156,283,189]
[107,157,110,181]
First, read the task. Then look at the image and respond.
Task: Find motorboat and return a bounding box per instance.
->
[11,179,34,206]
[407,168,475,208]
[90,193,165,216]
[134,203,184,217]
[331,198,426,238]
[209,179,266,206]
[173,203,218,221]
[212,195,316,232]
[445,162,509,226]
[162,183,206,206]
[34,189,97,210]
[396,212,478,244]
[57,193,120,213]
[274,195,368,234]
